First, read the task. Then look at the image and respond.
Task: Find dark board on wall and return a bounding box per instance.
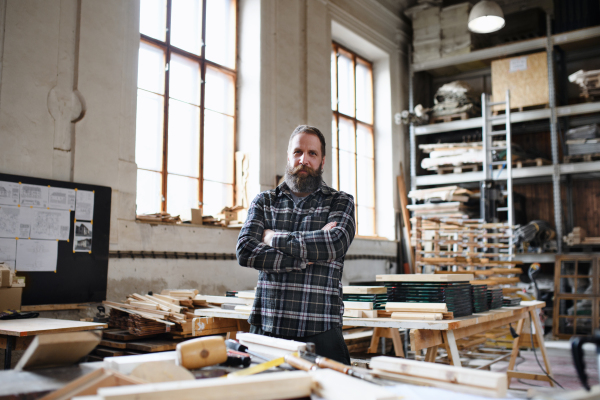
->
[0,173,111,305]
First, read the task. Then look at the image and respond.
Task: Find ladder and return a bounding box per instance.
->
[481,90,514,257]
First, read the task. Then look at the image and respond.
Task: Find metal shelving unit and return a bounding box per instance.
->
[408,18,600,255]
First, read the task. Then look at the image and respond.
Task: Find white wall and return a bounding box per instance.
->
[0,0,408,301]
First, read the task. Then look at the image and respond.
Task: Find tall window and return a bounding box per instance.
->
[136,0,237,221]
[331,43,375,237]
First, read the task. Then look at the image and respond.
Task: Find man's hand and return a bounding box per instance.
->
[262,229,275,246]
[321,221,337,231]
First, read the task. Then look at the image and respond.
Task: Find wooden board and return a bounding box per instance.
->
[343,301,373,310]
[309,369,397,400]
[103,329,146,342]
[391,312,443,321]
[386,302,447,313]
[15,331,101,370]
[96,370,312,400]
[344,310,378,318]
[491,52,548,111]
[94,347,126,358]
[126,339,180,353]
[376,274,473,282]
[195,295,247,305]
[370,356,507,394]
[343,286,387,295]
[236,333,306,352]
[0,318,106,337]
[20,303,90,312]
[100,339,128,349]
[130,361,195,383]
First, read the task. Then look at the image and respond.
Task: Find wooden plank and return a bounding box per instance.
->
[96,370,312,400]
[424,346,438,363]
[376,274,474,282]
[195,295,247,305]
[410,330,442,352]
[391,312,443,320]
[343,286,387,294]
[444,331,461,367]
[370,356,507,392]
[94,347,126,358]
[507,371,552,383]
[100,339,128,349]
[0,318,106,337]
[126,339,179,353]
[20,303,90,312]
[236,291,256,299]
[343,301,373,310]
[233,305,252,312]
[129,301,160,311]
[103,330,147,342]
[15,331,101,370]
[152,294,180,305]
[237,333,306,352]
[386,302,447,313]
[309,369,397,400]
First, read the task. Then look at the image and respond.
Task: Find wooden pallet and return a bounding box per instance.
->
[431,112,469,124]
[564,152,600,163]
[513,158,551,168]
[430,163,482,175]
[492,103,549,115]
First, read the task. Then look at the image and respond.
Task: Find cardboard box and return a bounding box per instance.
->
[0,287,23,310]
[191,208,203,225]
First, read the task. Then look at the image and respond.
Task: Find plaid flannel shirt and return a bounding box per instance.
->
[236,181,355,337]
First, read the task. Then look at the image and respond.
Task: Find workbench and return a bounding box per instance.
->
[194,301,552,386]
[0,318,107,369]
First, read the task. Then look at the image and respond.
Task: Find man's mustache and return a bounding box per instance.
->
[291,165,320,177]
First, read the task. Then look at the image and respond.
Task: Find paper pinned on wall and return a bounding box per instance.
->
[509,56,528,73]
[48,187,76,211]
[17,207,33,239]
[73,223,92,253]
[0,206,20,238]
[16,239,58,272]
[19,184,48,208]
[30,209,71,241]
[75,190,94,221]
[0,181,20,206]
[0,238,17,271]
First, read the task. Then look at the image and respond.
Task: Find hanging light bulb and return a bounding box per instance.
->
[468,1,505,34]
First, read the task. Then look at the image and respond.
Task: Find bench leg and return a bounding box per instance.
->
[389,329,405,357]
[424,345,438,362]
[530,309,554,386]
[443,331,461,367]
[507,318,524,371]
[368,327,382,354]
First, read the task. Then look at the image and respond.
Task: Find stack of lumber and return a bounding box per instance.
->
[369,356,508,397]
[90,329,187,361]
[343,301,377,318]
[563,226,600,245]
[385,302,451,321]
[569,69,600,100]
[408,185,474,203]
[136,212,182,224]
[419,142,483,172]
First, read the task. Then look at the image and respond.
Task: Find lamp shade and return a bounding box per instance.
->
[468,0,505,34]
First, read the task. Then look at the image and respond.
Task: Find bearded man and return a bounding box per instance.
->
[236,125,355,364]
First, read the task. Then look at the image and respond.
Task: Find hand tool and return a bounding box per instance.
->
[225,355,290,378]
[225,339,270,362]
[176,336,228,370]
[224,349,251,368]
[284,354,319,371]
[298,350,386,386]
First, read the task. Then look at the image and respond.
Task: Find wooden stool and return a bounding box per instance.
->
[367,327,405,357]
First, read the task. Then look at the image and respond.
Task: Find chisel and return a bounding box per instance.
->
[298,351,386,386]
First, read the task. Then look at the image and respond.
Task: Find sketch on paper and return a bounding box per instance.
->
[16,239,58,272]
[0,238,17,271]
[17,207,33,238]
[74,237,92,252]
[75,190,94,221]
[0,206,20,238]
[48,187,76,210]
[0,181,19,206]
[30,209,71,241]
[19,184,48,208]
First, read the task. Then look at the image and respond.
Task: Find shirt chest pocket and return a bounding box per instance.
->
[297,210,328,231]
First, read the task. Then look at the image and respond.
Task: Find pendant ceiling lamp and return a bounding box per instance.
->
[468,0,505,34]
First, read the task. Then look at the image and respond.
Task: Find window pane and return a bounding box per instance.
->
[338,117,355,153]
[136,169,163,215]
[140,0,167,41]
[167,99,200,177]
[337,52,354,117]
[171,0,203,55]
[331,117,338,189]
[136,89,164,171]
[205,67,235,116]
[205,0,236,68]
[331,50,337,111]
[339,150,356,199]
[203,180,233,217]
[357,156,374,208]
[357,124,374,158]
[358,206,375,236]
[356,60,373,124]
[204,110,234,184]
[167,174,199,221]
[170,53,201,106]
[138,42,165,94]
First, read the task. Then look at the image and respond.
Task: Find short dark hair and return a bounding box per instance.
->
[288,125,326,157]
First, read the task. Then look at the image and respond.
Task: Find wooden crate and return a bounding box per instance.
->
[491,52,549,111]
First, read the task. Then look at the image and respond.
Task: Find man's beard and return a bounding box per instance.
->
[284,163,323,194]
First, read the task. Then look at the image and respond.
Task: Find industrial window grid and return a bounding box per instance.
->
[331,42,376,237]
[136,0,237,219]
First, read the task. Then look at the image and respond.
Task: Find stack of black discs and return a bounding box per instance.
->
[471,284,489,313]
[383,281,473,317]
[503,297,521,306]
[226,291,238,297]
[343,293,387,310]
[487,287,503,309]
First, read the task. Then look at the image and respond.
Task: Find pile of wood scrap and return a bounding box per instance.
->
[564,226,600,246]
[369,356,507,397]
[419,142,483,172]
[408,185,475,203]
[202,206,246,227]
[136,212,182,224]
[0,263,25,287]
[569,69,600,100]
[407,201,476,219]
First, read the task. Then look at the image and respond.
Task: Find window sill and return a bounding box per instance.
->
[354,235,396,242]
[135,218,242,231]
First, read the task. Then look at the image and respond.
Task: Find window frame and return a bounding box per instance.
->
[137,0,238,216]
[331,41,376,236]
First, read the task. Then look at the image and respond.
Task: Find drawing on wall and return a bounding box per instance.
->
[0,181,19,206]
[16,239,58,272]
[19,184,48,208]
[17,207,33,239]
[48,187,76,211]
[74,237,92,252]
[75,190,94,221]
[0,238,17,271]
[0,206,20,238]
[30,209,71,241]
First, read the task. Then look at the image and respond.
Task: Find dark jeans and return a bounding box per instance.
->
[249,325,351,365]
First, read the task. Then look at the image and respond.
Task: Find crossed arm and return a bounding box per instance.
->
[236,193,356,273]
